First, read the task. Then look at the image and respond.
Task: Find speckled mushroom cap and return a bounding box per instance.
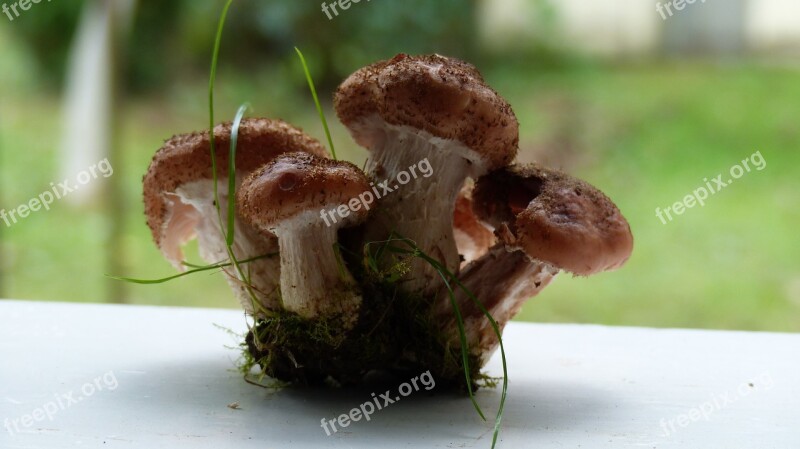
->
[237,152,371,228]
[143,118,329,248]
[334,53,519,169]
[472,164,633,276]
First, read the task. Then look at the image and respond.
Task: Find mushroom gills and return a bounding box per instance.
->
[165,178,281,314]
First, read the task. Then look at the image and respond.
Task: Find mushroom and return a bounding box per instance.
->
[334,54,518,295]
[437,163,634,361]
[237,152,371,325]
[143,118,329,316]
[453,183,495,267]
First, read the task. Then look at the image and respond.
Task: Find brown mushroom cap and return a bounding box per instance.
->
[143,118,329,248]
[334,53,519,170]
[237,152,371,228]
[473,164,633,276]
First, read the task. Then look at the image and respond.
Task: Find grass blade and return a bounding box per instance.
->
[450,274,508,449]
[295,47,337,160]
[227,103,250,247]
[431,257,487,421]
[110,1,269,319]
[181,261,212,269]
[204,0,265,316]
[107,254,274,285]
[208,0,235,227]
[107,265,227,285]
[365,235,509,447]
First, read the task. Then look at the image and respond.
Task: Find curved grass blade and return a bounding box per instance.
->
[418,250,508,449]
[107,266,225,285]
[112,1,269,320]
[206,0,266,316]
[227,103,250,247]
[106,254,274,285]
[295,47,337,160]
[431,258,487,421]
[109,0,240,288]
[450,273,508,449]
[362,237,485,419]
[181,261,211,269]
[208,0,235,227]
[219,105,264,314]
[366,235,509,448]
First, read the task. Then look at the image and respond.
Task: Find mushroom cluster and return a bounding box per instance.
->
[143,54,633,387]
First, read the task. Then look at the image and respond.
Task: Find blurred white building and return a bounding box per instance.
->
[479,0,800,57]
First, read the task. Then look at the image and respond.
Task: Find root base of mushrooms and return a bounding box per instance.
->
[243,256,486,389]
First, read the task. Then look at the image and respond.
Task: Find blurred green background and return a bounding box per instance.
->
[0,0,798,331]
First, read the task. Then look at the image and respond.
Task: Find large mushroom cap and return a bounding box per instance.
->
[143,118,329,256]
[237,152,371,228]
[334,53,519,170]
[473,164,633,276]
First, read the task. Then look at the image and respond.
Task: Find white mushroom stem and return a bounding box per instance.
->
[271,209,361,323]
[358,119,487,295]
[163,178,280,316]
[435,244,558,364]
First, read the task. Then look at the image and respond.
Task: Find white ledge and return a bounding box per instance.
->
[1,300,797,448]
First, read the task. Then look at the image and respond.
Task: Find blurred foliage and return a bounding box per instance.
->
[480,0,572,69]
[2,58,799,331]
[221,0,478,90]
[4,0,798,332]
[11,1,82,89]
[16,0,479,93]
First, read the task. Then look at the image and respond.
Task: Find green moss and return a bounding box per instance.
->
[244,268,482,390]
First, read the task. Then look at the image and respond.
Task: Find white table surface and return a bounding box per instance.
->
[0,300,798,449]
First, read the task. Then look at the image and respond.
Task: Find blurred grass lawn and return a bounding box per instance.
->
[1,61,798,331]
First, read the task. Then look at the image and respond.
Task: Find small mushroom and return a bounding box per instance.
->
[437,163,634,361]
[143,118,329,315]
[335,54,518,294]
[237,152,371,324]
[474,164,634,276]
